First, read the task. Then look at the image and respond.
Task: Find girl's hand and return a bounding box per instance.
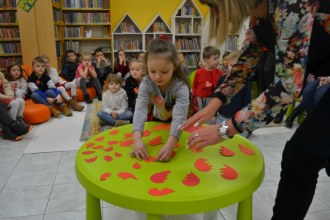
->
[47,97,55,104]
[111,112,118,119]
[186,125,222,150]
[156,144,174,162]
[179,98,222,130]
[132,131,149,160]
[318,76,330,88]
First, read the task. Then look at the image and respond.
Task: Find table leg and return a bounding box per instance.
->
[237,194,252,220]
[147,213,161,220]
[86,191,102,220]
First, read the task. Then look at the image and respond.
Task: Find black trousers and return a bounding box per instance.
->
[272,89,330,220]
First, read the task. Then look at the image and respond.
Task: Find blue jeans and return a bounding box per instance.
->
[302,79,330,114]
[30,89,58,106]
[97,110,133,126]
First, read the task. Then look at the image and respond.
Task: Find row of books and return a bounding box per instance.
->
[147,22,168,33]
[63,12,110,24]
[0,27,19,39]
[0,0,16,8]
[175,21,201,34]
[114,40,142,51]
[0,57,22,71]
[177,6,199,16]
[0,11,16,23]
[53,9,62,22]
[64,26,90,38]
[175,38,200,50]
[64,41,80,52]
[0,42,21,53]
[63,0,104,8]
[116,22,138,33]
[182,53,199,67]
[225,36,238,51]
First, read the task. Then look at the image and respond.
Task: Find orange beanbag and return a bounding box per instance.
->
[76,87,97,102]
[23,99,51,125]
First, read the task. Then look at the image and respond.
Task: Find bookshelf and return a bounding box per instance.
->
[53,0,63,70]
[143,14,173,50]
[60,0,111,62]
[112,14,143,61]
[172,0,202,69]
[0,0,22,72]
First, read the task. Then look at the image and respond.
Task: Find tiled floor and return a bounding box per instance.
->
[0,122,329,220]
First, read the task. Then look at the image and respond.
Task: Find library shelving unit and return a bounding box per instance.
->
[0,0,22,72]
[60,0,111,61]
[172,0,202,69]
[112,14,143,61]
[53,0,63,70]
[143,14,173,50]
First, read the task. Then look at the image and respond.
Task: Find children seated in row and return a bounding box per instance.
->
[75,52,103,104]
[27,56,72,117]
[124,59,145,113]
[41,55,84,112]
[192,46,223,111]
[93,47,112,87]
[0,71,31,133]
[97,74,132,127]
[132,38,191,162]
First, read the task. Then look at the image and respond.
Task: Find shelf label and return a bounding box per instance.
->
[18,0,37,13]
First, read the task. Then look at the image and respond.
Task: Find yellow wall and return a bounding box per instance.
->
[110,0,209,32]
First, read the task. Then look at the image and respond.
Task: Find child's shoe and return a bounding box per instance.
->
[68,98,84,111]
[61,104,72,116]
[49,105,61,118]
[114,120,130,127]
[72,95,78,102]
[1,125,23,141]
[84,94,92,104]
[9,120,31,136]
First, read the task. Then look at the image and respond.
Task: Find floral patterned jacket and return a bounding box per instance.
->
[213,0,330,132]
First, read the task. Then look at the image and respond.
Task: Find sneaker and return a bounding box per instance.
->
[49,106,61,118]
[61,104,72,116]
[114,120,130,127]
[1,125,23,141]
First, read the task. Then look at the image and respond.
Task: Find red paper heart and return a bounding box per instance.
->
[182,172,200,186]
[133,162,141,169]
[184,125,204,133]
[149,136,162,146]
[143,129,151,137]
[104,155,113,161]
[86,143,94,148]
[152,123,170,131]
[148,188,174,196]
[220,164,238,180]
[194,158,212,172]
[115,152,122,157]
[219,146,235,157]
[100,172,111,181]
[150,170,171,183]
[95,136,104,141]
[109,129,119,135]
[118,172,137,180]
[92,145,104,149]
[124,133,133,138]
[84,156,97,163]
[82,151,95,155]
[107,140,119,145]
[146,156,156,162]
[103,146,113,152]
[120,139,133,147]
[239,144,255,155]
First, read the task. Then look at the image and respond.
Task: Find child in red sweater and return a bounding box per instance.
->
[192,46,223,111]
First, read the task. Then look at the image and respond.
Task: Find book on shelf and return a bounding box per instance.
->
[0,11,17,23]
[64,41,80,52]
[63,12,110,24]
[63,0,104,8]
[0,26,19,39]
[0,42,21,53]
[0,0,16,8]
[0,57,22,71]
[114,39,141,51]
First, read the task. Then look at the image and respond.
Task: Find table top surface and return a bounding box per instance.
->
[76,122,264,214]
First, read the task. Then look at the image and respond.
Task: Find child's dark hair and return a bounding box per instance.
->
[103,73,122,92]
[93,47,103,55]
[222,51,230,60]
[145,38,194,116]
[32,56,46,66]
[114,49,126,67]
[5,63,24,81]
[203,46,220,59]
[65,49,76,57]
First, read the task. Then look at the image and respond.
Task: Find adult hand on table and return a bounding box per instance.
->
[186,125,223,150]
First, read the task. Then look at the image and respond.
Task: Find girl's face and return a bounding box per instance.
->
[66,53,77,62]
[44,59,51,69]
[9,65,21,80]
[118,51,125,59]
[82,56,92,66]
[147,54,174,89]
[95,52,105,60]
[130,62,144,81]
[107,81,120,93]
[33,62,46,76]
[138,53,145,60]
[222,56,229,67]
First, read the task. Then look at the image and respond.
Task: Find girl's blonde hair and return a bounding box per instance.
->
[103,73,122,92]
[227,50,242,62]
[79,52,92,62]
[129,59,146,75]
[202,0,258,44]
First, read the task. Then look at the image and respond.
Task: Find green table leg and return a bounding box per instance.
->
[237,195,252,220]
[86,191,102,220]
[147,213,161,220]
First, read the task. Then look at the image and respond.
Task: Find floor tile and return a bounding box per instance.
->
[5,164,58,188]
[305,210,330,220]
[0,185,52,218]
[46,183,85,214]
[102,206,146,220]
[60,151,78,163]
[43,210,86,220]
[164,210,224,220]
[0,215,43,220]
[0,166,15,190]
[0,149,23,167]
[18,152,62,166]
[54,161,78,184]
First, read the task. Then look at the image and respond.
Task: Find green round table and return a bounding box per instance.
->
[75,122,264,220]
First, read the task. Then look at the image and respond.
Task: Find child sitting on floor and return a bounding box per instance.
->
[5,63,28,99]
[97,74,132,127]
